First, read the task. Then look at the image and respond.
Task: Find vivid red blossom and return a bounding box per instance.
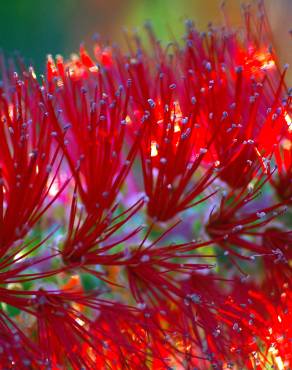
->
[0,1,291,369]
[131,88,218,221]
[0,231,70,368]
[181,12,289,190]
[224,282,292,369]
[0,66,68,255]
[45,56,140,214]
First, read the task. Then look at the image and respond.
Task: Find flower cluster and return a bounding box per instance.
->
[0,2,291,369]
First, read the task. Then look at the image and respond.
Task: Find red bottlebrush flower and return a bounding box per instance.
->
[89,303,171,369]
[45,59,140,215]
[182,4,289,190]
[0,68,68,255]
[0,230,70,368]
[224,282,292,370]
[121,51,219,221]
[53,29,219,223]
[33,288,192,370]
[167,273,234,368]
[136,95,218,221]
[32,289,99,369]
[90,288,232,370]
[0,2,290,369]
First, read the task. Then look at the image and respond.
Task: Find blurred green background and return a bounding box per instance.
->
[0,0,291,77]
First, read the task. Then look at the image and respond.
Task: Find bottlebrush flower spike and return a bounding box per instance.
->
[136,94,218,221]
[89,302,177,369]
[32,289,100,369]
[58,27,220,222]
[224,281,292,369]
[122,50,219,221]
[182,4,289,189]
[90,288,233,370]
[33,289,189,369]
[0,229,71,368]
[167,273,234,368]
[45,54,142,214]
[0,67,68,254]
[0,1,291,369]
